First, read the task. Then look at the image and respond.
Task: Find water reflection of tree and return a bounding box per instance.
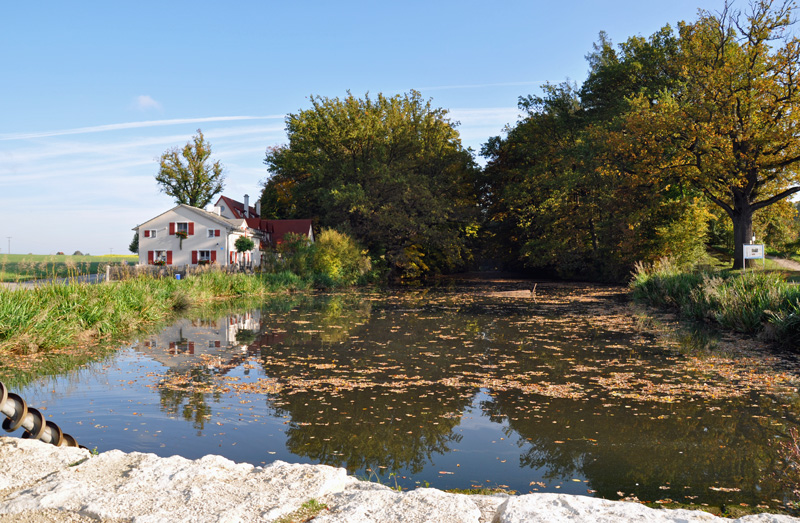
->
[267,385,472,474]
[158,367,221,431]
[481,389,798,506]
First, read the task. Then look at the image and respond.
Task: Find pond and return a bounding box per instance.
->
[11,279,800,512]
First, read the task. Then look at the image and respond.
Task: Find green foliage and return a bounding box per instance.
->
[617,2,800,269]
[481,73,707,281]
[311,229,372,286]
[630,258,800,346]
[274,499,328,523]
[274,232,315,277]
[0,269,310,353]
[155,129,225,208]
[261,91,479,279]
[129,232,139,254]
[264,230,373,287]
[754,199,799,252]
[234,236,255,254]
[482,1,800,278]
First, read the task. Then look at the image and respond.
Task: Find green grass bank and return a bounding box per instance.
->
[629,258,800,348]
[0,270,310,354]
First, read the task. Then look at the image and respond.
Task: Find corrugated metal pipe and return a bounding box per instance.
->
[0,381,85,448]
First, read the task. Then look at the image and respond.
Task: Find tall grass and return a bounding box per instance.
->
[0,254,137,282]
[630,258,800,347]
[0,270,310,353]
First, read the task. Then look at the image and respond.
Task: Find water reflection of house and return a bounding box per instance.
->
[139,312,262,373]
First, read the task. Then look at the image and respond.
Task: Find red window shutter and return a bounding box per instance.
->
[169,223,175,235]
[210,250,216,263]
[148,251,154,264]
[215,229,220,237]
[188,342,195,355]
[230,252,235,264]
[188,222,194,236]
[166,251,173,265]
[215,341,220,348]
[192,250,198,264]
[144,230,150,238]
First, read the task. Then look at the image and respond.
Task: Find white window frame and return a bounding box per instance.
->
[154,250,167,263]
[198,250,211,262]
[207,229,217,238]
[176,222,189,235]
[148,229,157,238]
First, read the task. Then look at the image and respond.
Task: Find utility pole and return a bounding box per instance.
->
[6,237,10,255]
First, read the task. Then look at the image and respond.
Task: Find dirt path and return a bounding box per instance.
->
[767,255,800,271]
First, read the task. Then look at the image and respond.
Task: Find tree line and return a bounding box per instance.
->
[157,1,800,282]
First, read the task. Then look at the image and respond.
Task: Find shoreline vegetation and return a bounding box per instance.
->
[630,257,800,348]
[0,269,311,356]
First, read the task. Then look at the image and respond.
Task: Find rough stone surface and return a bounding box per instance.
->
[491,494,800,523]
[0,438,798,523]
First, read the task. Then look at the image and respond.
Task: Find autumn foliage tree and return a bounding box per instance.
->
[482,0,800,278]
[481,30,708,281]
[620,0,800,268]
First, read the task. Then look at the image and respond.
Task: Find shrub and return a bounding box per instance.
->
[311,229,372,286]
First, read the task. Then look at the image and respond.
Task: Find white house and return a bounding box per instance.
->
[134,204,262,267]
[135,195,315,268]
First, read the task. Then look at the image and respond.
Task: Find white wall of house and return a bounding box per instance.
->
[136,205,260,267]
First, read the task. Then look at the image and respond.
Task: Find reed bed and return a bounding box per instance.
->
[0,270,310,353]
[630,258,800,347]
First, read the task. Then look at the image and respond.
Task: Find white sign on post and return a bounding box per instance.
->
[743,244,765,271]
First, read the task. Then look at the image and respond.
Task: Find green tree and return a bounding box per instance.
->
[234,236,254,254]
[620,1,800,269]
[261,91,480,279]
[156,129,225,208]
[481,27,707,281]
[129,232,139,254]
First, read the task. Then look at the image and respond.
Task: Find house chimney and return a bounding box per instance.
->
[255,200,261,217]
[243,194,249,218]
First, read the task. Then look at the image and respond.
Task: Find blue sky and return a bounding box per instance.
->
[0,0,727,256]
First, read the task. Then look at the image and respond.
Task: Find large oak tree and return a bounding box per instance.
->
[622,0,800,268]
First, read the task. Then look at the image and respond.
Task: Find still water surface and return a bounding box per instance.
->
[16,280,800,511]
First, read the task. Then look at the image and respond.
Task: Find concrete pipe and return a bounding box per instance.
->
[0,381,85,449]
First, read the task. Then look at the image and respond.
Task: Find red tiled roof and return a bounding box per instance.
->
[266,220,313,244]
[216,196,258,219]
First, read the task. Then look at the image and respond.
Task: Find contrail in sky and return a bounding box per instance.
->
[0,116,284,141]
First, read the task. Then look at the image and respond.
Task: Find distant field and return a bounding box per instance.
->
[0,254,138,282]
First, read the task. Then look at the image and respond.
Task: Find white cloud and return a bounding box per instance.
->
[135,95,162,111]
